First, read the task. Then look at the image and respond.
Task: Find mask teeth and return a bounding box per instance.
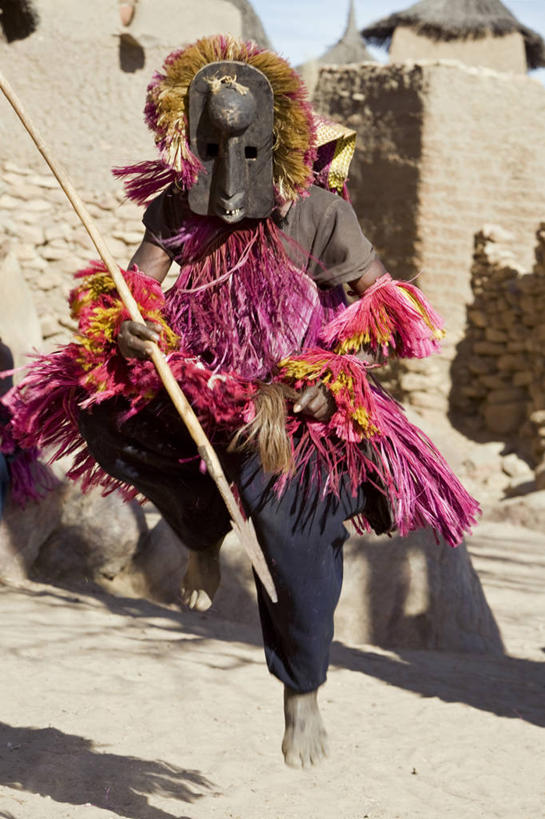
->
[226,208,241,217]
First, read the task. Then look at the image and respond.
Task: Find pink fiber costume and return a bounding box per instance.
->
[2,36,480,692]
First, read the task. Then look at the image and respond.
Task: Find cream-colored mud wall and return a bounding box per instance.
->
[418,62,545,355]
[313,63,427,282]
[0,0,242,191]
[390,27,527,74]
[313,61,545,411]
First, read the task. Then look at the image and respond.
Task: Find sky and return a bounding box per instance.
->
[250,0,545,84]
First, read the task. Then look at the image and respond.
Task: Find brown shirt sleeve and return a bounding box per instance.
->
[312,195,376,287]
[280,186,376,289]
[143,184,376,287]
[142,185,188,259]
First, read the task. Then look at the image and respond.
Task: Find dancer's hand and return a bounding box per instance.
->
[118,320,161,359]
[293,383,335,422]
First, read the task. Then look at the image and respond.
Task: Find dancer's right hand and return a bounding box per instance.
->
[117,320,161,359]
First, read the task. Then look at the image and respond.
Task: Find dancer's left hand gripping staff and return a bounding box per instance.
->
[0,69,278,604]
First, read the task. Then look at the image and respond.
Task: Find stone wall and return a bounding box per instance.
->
[450,223,545,483]
[313,60,545,411]
[0,161,146,353]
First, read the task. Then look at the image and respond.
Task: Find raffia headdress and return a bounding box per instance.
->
[114,35,318,206]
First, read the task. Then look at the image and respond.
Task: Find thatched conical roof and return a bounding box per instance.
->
[320,0,374,64]
[361,0,545,69]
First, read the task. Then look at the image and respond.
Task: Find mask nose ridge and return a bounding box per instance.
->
[216,139,246,207]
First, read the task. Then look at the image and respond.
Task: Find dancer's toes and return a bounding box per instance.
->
[179,540,222,611]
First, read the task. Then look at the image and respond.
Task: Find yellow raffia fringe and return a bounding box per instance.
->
[278,357,378,436]
[149,35,314,201]
[333,307,394,355]
[70,273,178,369]
[315,118,356,193]
[277,357,328,382]
[399,287,446,340]
[328,371,378,436]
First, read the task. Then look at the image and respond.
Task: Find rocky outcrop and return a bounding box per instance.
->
[34,483,147,581]
[337,528,503,654]
[0,481,62,582]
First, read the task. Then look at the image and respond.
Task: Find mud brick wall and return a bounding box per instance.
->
[313,60,545,412]
[451,223,545,483]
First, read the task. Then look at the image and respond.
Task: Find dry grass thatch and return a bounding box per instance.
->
[361,0,545,69]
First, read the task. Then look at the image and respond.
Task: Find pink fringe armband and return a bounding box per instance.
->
[276,347,480,546]
[319,273,445,360]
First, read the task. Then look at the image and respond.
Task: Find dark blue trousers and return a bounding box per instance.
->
[79,401,367,692]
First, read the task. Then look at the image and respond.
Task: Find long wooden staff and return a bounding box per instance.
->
[0,70,277,603]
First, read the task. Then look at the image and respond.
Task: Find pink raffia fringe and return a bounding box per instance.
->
[162,217,321,379]
[2,262,259,501]
[0,375,60,506]
[275,348,480,547]
[319,273,445,360]
[2,260,479,545]
[0,416,59,506]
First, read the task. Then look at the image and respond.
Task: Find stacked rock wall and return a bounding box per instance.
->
[0,161,146,352]
[451,224,545,481]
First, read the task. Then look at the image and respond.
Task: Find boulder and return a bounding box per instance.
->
[33,483,147,582]
[336,528,503,654]
[484,489,545,531]
[126,520,257,625]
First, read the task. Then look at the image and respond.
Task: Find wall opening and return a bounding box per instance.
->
[119,32,145,73]
[0,0,39,43]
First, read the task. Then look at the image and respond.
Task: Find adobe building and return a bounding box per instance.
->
[361,0,545,74]
[0,0,269,191]
[313,59,545,411]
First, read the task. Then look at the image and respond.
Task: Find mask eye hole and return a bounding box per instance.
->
[245,146,257,160]
[206,143,219,158]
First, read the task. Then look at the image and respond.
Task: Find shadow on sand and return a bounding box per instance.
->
[8,579,545,732]
[330,641,545,729]
[0,721,212,819]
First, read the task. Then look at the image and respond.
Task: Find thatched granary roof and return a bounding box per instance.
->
[319,0,374,64]
[361,0,545,69]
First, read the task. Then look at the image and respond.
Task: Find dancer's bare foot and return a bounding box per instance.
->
[180,540,223,612]
[282,686,329,768]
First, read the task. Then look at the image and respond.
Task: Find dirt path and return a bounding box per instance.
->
[1,520,544,819]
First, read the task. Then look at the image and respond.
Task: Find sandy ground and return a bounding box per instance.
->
[1,519,544,819]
